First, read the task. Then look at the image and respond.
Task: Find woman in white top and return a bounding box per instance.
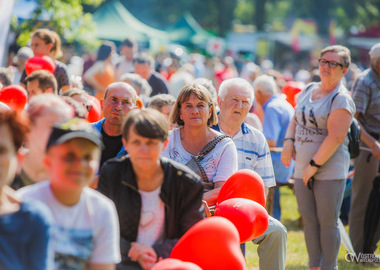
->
[162,83,238,206]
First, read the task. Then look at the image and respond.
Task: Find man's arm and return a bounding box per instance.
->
[355,112,380,160]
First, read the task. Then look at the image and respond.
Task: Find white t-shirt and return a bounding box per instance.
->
[137,186,165,246]
[162,128,238,183]
[17,181,121,269]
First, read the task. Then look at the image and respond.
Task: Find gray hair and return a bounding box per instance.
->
[104,82,138,104]
[218,78,254,105]
[253,75,277,96]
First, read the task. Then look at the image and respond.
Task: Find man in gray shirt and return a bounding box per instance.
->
[349,43,380,257]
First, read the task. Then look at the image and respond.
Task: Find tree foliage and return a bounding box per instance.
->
[15,0,105,52]
[232,0,380,35]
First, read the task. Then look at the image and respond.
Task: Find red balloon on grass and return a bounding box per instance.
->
[217,169,266,207]
[152,258,202,270]
[87,95,102,123]
[171,217,246,270]
[0,85,28,111]
[215,198,269,243]
[25,55,56,75]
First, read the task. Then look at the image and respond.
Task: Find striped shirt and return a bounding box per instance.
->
[212,122,276,187]
[352,68,380,135]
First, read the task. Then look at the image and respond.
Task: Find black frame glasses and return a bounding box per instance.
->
[318,59,344,69]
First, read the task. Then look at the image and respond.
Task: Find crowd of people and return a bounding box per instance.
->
[0,28,380,270]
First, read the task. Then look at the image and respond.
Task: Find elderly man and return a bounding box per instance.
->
[213,78,287,270]
[133,53,168,97]
[349,43,380,257]
[91,82,137,168]
[25,70,58,97]
[254,74,295,221]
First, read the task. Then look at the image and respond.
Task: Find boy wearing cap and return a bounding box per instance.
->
[17,118,121,270]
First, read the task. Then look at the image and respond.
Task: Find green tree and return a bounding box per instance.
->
[16,0,105,53]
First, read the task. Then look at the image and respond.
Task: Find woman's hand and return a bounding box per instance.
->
[138,253,157,270]
[202,200,211,217]
[303,165,318,186]
[128,242,157,263]
[281,140,295,167]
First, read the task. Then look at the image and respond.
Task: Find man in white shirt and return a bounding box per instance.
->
[215,78,287,270]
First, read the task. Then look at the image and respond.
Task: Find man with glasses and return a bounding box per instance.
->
[92,82,137,169]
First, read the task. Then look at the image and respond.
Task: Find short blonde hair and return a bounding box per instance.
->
[170,83,218,127]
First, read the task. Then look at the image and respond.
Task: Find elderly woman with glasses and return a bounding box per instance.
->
[281,45,355,270]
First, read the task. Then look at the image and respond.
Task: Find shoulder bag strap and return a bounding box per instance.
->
[328,92,340,116]
[198,135,231,158]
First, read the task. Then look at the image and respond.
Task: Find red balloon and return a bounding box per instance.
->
[217,169,266,207]
[0,85,28,111]
[25,55,56,76]
[152,258,202,270]
[282,81,305,108]
[87,95,102,123]
[214,198,269,243]
[171,217,246,270]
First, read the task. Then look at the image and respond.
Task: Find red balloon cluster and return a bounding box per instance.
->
[87,95,102,123]
[215,169,269,243]
[171,217,246,270]
[25,55,56,76]
[0,85,28,111]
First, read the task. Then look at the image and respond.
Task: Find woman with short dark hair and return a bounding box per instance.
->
[98,108,204,270]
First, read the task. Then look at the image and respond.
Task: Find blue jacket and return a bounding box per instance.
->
[91,118,127,158]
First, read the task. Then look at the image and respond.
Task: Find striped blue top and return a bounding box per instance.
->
[212,122,276,187]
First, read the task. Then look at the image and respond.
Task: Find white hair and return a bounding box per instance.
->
[218,78,254,105]
[253,75,277,96]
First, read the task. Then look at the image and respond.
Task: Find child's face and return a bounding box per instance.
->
[44,138,100,190]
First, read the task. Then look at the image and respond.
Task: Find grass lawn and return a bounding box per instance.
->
[245,186,380,269]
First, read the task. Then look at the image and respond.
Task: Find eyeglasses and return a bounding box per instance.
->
[318,59,344,69]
